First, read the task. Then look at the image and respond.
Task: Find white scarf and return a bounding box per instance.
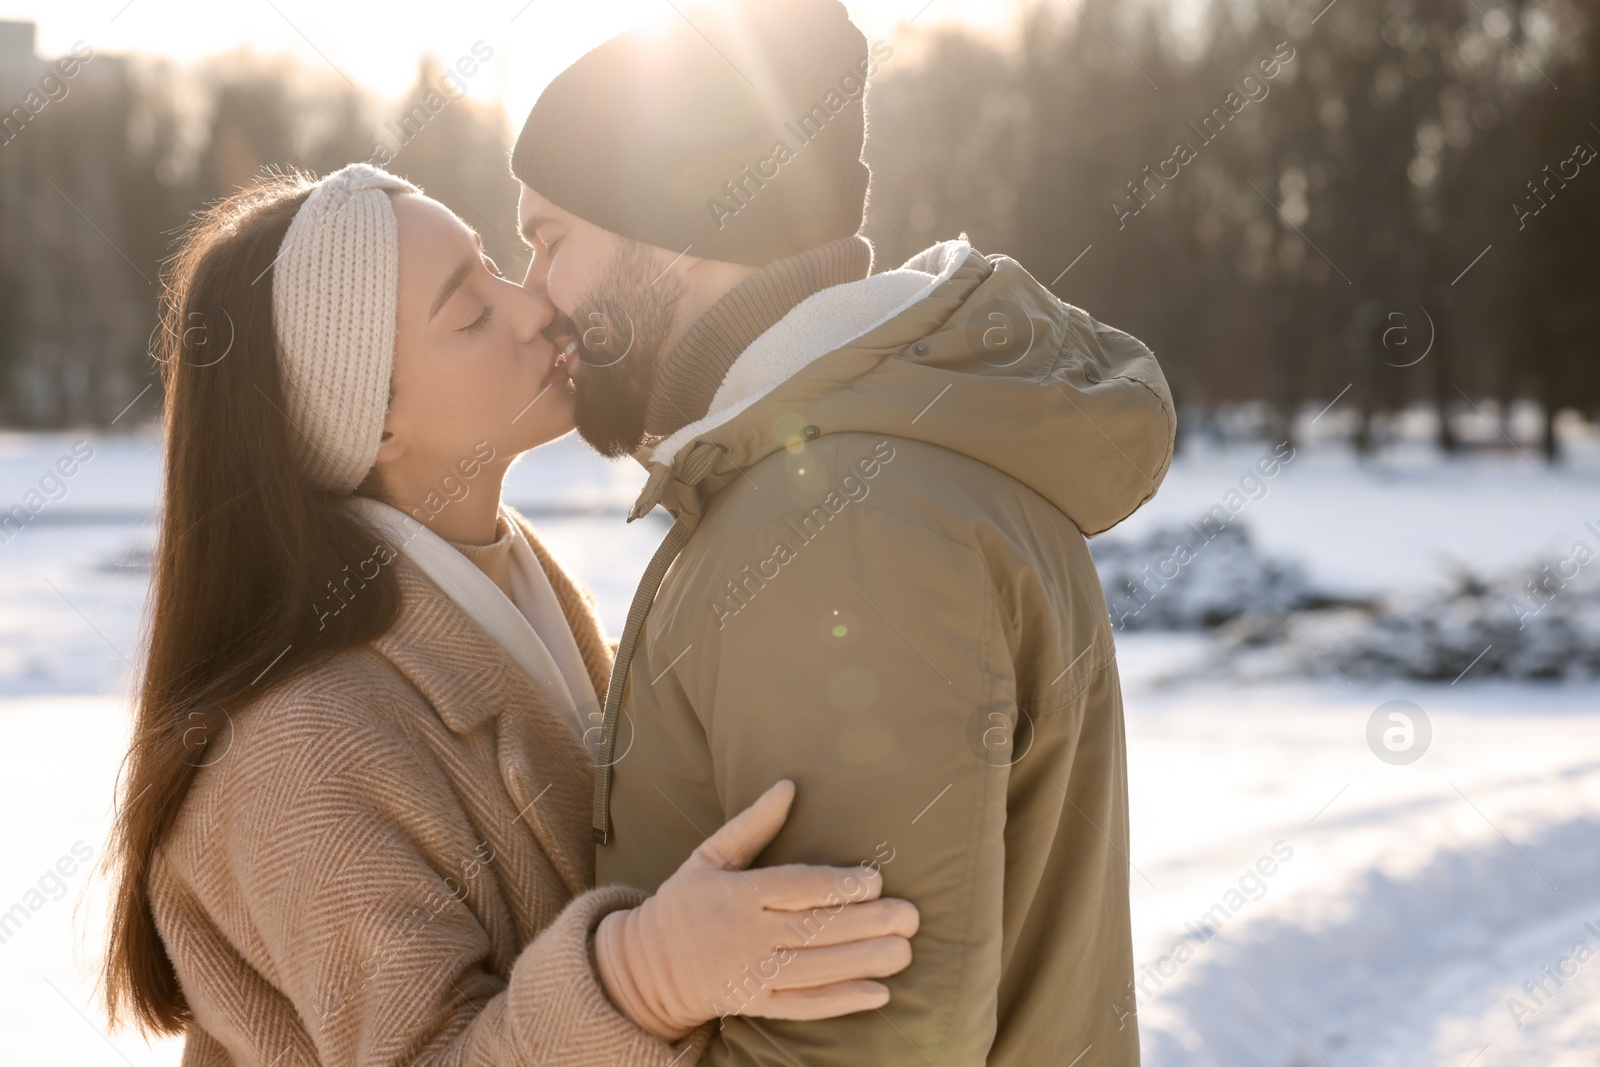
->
[346,497,599,740]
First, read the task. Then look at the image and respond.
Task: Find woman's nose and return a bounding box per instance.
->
[512,284,557,341]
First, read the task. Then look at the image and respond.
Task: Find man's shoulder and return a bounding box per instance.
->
[702,430,1079,543]
[657,430,1093,641]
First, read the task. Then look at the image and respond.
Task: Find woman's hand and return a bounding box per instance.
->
[594,780,918,1040]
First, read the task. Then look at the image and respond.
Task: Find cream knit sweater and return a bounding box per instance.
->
[148,510,705,1066]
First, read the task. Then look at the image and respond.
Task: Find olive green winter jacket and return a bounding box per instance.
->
[592,240,1173,1066]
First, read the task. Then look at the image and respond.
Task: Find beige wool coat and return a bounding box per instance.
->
[149,510,706,1066]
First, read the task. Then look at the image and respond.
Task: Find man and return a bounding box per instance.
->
[511,1,1173,1062]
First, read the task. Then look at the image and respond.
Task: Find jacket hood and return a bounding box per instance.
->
[631,240,1175,538]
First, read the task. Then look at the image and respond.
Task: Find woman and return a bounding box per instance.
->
[103,163,917,1065]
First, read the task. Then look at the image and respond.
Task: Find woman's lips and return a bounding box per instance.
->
[542,337,578,392]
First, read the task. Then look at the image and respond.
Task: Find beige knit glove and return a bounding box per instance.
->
[594,780,918,1040]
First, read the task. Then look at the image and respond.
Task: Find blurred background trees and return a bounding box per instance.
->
[0,26,523,428]
[0,0,1594,457]
[865,0,1599,460]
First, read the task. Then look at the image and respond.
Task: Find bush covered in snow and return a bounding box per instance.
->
[1091,520,1321,631]
[1095,518,1600,681]
[1211,565,1600,682]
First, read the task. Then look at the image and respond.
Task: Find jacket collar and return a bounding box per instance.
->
[644,239,973,474]
[631,237,1175,538]
[629,241,982,524]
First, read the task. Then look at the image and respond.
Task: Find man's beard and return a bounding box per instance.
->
[560,240,685,459]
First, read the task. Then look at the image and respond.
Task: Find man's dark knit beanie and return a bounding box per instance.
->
[511,0,877,267]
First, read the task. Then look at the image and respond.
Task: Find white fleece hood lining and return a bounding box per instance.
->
[648,239,973,469]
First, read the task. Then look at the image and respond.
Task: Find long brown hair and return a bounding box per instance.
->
[104,172,401,1034]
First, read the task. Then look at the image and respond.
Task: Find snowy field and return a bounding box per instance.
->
[2,420,1598,1065]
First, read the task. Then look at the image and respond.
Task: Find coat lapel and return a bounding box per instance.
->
[374,560,597,896]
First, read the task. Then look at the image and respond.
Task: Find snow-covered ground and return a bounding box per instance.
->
[1120,639,1600,1066]
[3,425,1598,1065]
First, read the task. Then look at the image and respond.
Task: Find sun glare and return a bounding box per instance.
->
[12,0,1022,114]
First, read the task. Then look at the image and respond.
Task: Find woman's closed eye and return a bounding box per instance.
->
[456,255,505,334]
[460,305,494,334]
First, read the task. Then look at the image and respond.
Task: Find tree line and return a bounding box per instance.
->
[861,0,1598,458]
[0,0,1594,458]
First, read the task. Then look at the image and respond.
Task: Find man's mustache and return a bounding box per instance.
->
[543,310,579,347]
[543,301,638,370]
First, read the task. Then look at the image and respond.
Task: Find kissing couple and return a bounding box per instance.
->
[104,1,1173,1063]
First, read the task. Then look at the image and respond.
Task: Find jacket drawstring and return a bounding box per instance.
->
[593,441,726,844]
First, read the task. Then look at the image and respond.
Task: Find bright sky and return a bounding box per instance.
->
[2,0,1036,117]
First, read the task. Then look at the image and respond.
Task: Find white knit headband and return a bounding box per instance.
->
[271,162,420,494]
